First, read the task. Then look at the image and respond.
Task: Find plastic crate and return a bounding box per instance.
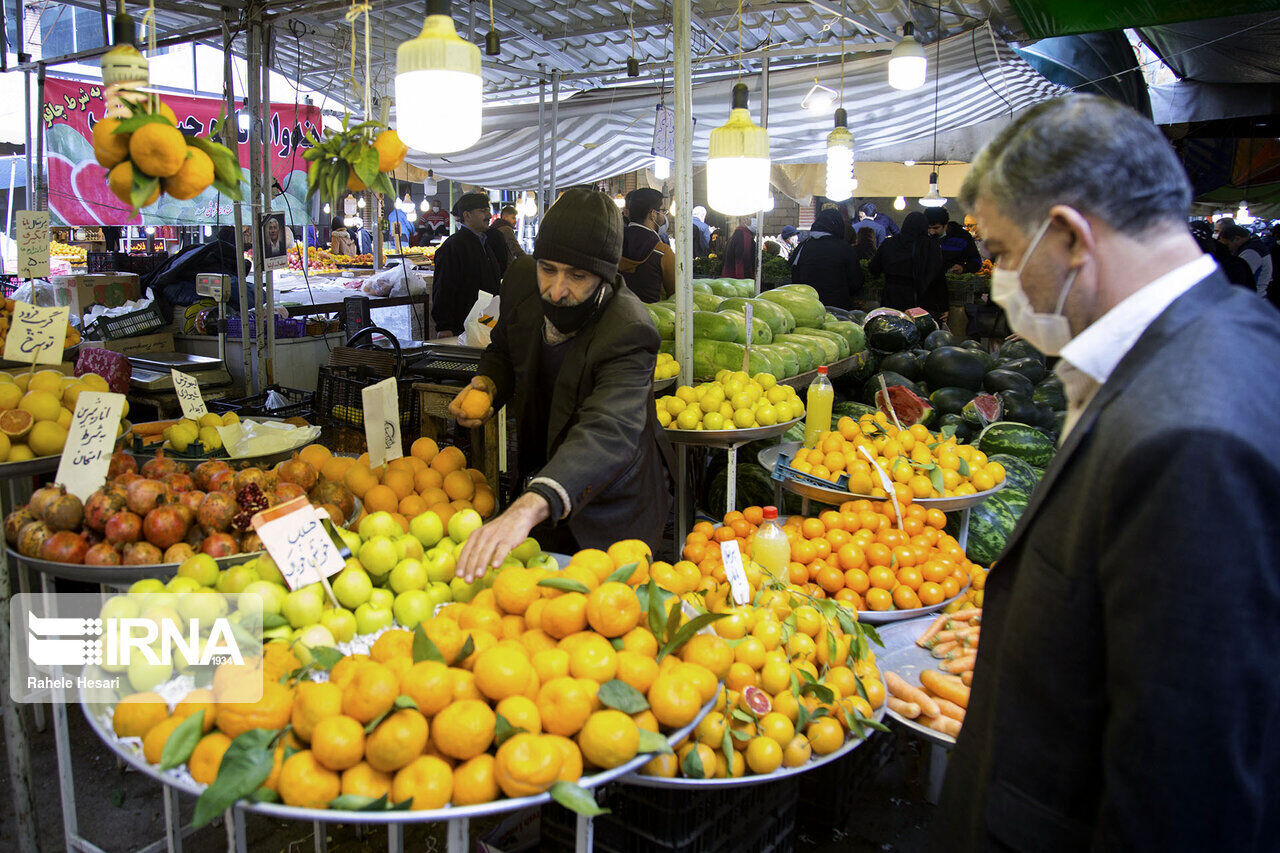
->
[114,252,169,276]
[86,304,167,340]
[795,730,896,834]
[87,252,116,273]
[225,314,307,339]
[314,364,419,438]
[207,384,314,419]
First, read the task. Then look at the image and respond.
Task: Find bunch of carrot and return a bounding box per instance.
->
[885,608,981,739]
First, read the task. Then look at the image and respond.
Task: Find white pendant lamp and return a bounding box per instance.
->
[825,108,855,201]
[893,196,906,211]
[343,195,358,216]
[423,170,438,196]
[395,0,482,153]
[323,203,332,215]
[707,83,771,216]
[801,82,837,114]
[919,171,948,207]
[100,12,149,118]
[888,23,927,91]
[653,155,671,179]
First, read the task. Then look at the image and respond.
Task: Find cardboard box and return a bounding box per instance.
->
[50,273,141,315]
[81,332,174,356]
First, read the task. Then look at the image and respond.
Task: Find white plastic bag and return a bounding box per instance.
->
[459,291,499,348]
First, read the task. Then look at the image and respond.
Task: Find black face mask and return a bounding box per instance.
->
[542,283,605,334]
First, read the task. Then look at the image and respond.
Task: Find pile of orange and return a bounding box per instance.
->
[300,438,496,535]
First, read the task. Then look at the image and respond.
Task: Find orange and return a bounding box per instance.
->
[531,648,571,683]
[113,692,169,738]
[431,699,495,760]
[473,646,534,701]
[128,121,187,177]
[92,117,131,168]
[382,468,414,501]
[411,437,439,462]
[442,470,475,501]
[892,585,922,610]
[566,549,612,583]
[493,567,539,615]
[452,753,499,805]
[620,627,658,658]
[782,733,812,767]
[216,680,294,739]
[142,716,182,764]
[341,762,393,799]
[568,634,618,683]
[311,714,366,771]
[321,455,355,482]
[430,446,466,474]
[536,677,593,737]
[108,161,159,207]
[457,387,491,421]
[576,710,639,769]
[423,620,467,666]
[676,743,717,779]
[868,566,896,591]
[298,444,331,471]
[758,711,795,745]
[365,709,429,773]
[495,695,542,734]
[472,487,496,518]
[291,681,342,742]
[695,711,727,748]
[493,733,563,799]
[540,592,588,639]
[606,539,651,585]
[647,674,702,728]
[373,129,408,171]
[344,464,379,498]
[162,145,214,199]
[188,731,233,785]
[341,661,399,723]
[545,734,584,782]
[615,650,659,694]
[450,668,484,701]
[746,736,783,773]
[329,655,370,690]
[585,582,641,637]
[278,750,341,808]
[391,755,453,810]
[414,467,444,493]
[680,634,733,680]
[725,661,758,692]
[806,716,844,755]
[399,494,428,517]
[363,484,399,514]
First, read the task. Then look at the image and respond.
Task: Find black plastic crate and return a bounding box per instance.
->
[114,252,169,276]
[85,304,167,340]
[86,252,116,273]
[207,384,314,419]
[795,730,896,834]
[314,364,419,438]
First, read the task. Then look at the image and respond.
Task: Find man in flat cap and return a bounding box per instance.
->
[430,191,503,337]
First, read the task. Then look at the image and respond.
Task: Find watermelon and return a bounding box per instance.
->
[961,393,1002,429]
[691,280,714,293]
[775,341,815,373]
[791,328,850,359]
[996,390,1039,425]
[705,462,777,514]
[879,351,923,382]
[692,339,772,379]
[906,308,939,339]
[998,338,1046,364]
[987,453,1042,496]
[1033,378,1067,411]
[924,329,958,350]
[849,310,867,324]
[863,313,920,352]
[962,490,1027,566]
[875,384,934,427]
[644,304,675,340]
[692,311,742,343]
[977,421,1056,467]
[929,387,977,416]
[720,310,773,345]
[999,356,1047,384]
[862,371,920,404]
[984,369,1035,397]
[759,290,826,328]
[924,346,987,391]
[691,291,723,312]
[834,401,877,420]
[776,333,838,365]
[937,413,975,443]
[717,297,796,336]
[821,321,866,354]
[756,343,799,378]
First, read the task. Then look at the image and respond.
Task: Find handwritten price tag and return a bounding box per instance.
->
[55,391,125,501]
[171,369,208,419]
[16,212,49,278]
[3,302,69,364]
[719,540,752,606]
[251,496,345,590]
[362,376,402,469]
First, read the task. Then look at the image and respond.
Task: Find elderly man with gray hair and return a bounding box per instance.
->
[934,94,1280,851]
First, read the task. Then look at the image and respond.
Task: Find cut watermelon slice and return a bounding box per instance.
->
[875,384,935,428]
[961,393,1002,429]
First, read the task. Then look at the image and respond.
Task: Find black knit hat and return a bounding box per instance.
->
[924,206,950,226]
[534,188,623,282]
[452,192,490,217]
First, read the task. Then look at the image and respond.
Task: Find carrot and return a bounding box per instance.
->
[961,671,973,687]
[933,696,967,722]
[941,654,976,674]
[131,419,180,436]
[916,613,949,647]
[932,629,960,644]
[947,608,982,622]
[921,714,962,738]
[885,671,940,718]
[931,640,959,659]
[887,697,921,719]
[920,669,971,709]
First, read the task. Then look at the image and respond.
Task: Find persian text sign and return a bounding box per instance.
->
[56,391,126,501]
[3,302,69,364]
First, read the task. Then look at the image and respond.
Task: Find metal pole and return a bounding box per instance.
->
[262,22,275,387]
[247,10,266,394]
[754,54,769,296]
[0,517,38,853]
[548,71,559,203]
[537,67,546,220]
[6,158,16,234]
[224,14,251,393]
[674,0,694,549]
[23,70,33,214]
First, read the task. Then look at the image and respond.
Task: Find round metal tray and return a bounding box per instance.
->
[876,615,959,747]
[757,442,1006,510]
[5,547,262,586]
[663,416,802,448]
[0,418,132,478]
[854,587,970,625]
[652,376,678,396]
[622,701,887,789]
[81,688,717,824]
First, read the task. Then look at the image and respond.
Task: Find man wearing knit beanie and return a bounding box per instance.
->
[450,187,674,577]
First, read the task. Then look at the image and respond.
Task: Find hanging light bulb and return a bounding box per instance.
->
[423,170,437,196]
[893,196,906,211]
[402,192,413,211]
[888,23,927,91]
[903,160,916,167]
[357,196,367,209]
[653,155,671,180]
[323,202,332,215]
[489,189,502,204]
[392,196,403,212]
[407,211,418,223]
[145,226,156,235]
[1236,200,1250,221]
[419,198,430,212]
[100,11,148,118]
[518,192,537,217]
[395,0,482,153]
[203,226,213,236]
[613,194,626,209]
[825,108,855,201]
[707,83,771,216]
[344,195,357,216]
[801,82,837,114]
[919,171,948,207]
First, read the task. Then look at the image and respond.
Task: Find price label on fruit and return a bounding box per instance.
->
[55,391,126,501]
[362,376,403,469]
[16,211,49,278]
[252,496,345,590]
[720,539,752,606]
[170,369,208,419]
[3,302,69,365]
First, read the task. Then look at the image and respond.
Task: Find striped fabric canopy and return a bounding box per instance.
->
[408,26,1066,189]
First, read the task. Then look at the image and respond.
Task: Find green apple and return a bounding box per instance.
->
[395,535,425,561]
[499,555,522,569]
[281,585,325,629]
[409,511,445,548]
[359,511,402,541]
[369,588,394,610]
[241,580,288,616]
[359,537,399,578]
[331,566,373,610]
[389,558,427,594]
[425,582,453,609]
[392,590,433,629]
[177,588,229,631]
[254,555,285,585]
[338,528,362,554]
[166,575,202,594]
[262,624,293,643]
[172,636,209,673]
[321,608,357,643]
[526,552,559,570]
[292,624,337,666]
[217,565,259,595]
[354,602,393,635]
[510,537,540,564]
[449,575,480,604]
[128,578,166,609]
[178,553,220,587]
[127,655,174,692]
[142,604,183,635]
[423,548,457,584]
[98,595,139,623]
[447,509,484,544]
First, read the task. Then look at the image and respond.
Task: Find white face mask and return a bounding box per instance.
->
[990,218,1079,356]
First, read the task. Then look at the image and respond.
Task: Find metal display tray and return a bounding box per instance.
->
[876,615,961,747]
[663,416,802,448]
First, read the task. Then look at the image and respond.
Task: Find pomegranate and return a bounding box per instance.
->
[141,450,185,480]
[178,490,206,514]
[84,490,127,533]
[84,543,123,566]
[233,467,268,492]
[125,478,167,515]
[163,542,197,563]
[274,482,307,503]
[107,451,137,479]
[309,481,356,521]
[5,508,37,545]
[122,541,163,565]
[276,455,318,491]
[28,484,66,521]
[207,468,235,493]
[17,521,52,558]
[164,472,196,493]
[319,502,344,524]
[241,531,263,552]
[197,491,238,532]
[172,500,195,528]
[200,532,237,558]
[45,491,84,532]
[105,511,143,546]
[184,524,206,547]
[41,531,90,564]
[193,460,232,491]
[143,505,189,550]
[114,471,142,488]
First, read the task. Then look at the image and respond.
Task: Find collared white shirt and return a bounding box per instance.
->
[1055,253,1216,441]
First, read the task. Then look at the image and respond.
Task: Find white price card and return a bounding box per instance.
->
[171,369,208,419]
[16,211,49,278]
[362,376,403,468]
[719,539,752,606]
[251,496,345,590]
[3,302,68,364]
[55,391,125,501]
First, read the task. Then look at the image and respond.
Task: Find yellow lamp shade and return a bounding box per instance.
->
[395,1,483,154]
[707,83,771,216]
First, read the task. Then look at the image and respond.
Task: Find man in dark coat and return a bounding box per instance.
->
[430,192,502,337]
[935,94,1280,851]
[485,204,524,275]
[856,202,900,241]
[1189,219,1253,288]
[450,188,674,572]
[618,187,674,303]
[786,208,863,308]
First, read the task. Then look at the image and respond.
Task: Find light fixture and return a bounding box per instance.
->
[801,82,837,114]
[488,189,502,204]
[344,195,357,216]
[402,192,413,211]
[419,198,430,212]
[888,22,927,90]
[145,226,156,235]
[707,83,771,216]
[825,108,855,201]
[203,225,212,236]
[423,170,437,195]
[919,171,947,207]
[653,155,670,180]
[407,211,418,223]
[100,11,148,118]
[893,196,906,210]
[518,192,537,217]
[395,0,483,153]
[903,160,915,167]
[763,195,775,212]
[613,194,625,209]
[323,203,332,215]
[357,196,366,209]
[393,197,403,212]
[1236,200,1250,221]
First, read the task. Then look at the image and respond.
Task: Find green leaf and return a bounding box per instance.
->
[861,623,884,649]
[549,781,610,817]
[351,144,380,187]
[852,705,890,733]
[493,713,525,747]
[159,710,204,770]
[597,679,649,714]
[939,424,958,440]
[853,674,870,702]
[114,112,170,133]
[454,634,475,666]
[412,624,444,663]
[796,667,818,684]
[364,709,392,735]
[260,613,288,631]
[191,729,276,828]
[329,794,382,810]
[957,456,970,477]
[130,174,159,209]
[731,708,755,723]
[656,612,728,661]
[929,466,946,495]
[537,577,591,595]
[212,178,243,202]
[393,695,418,711]
[681,747,706,779]
[645,578,665,638]
[826,631,838,664]
[636,728,672,755]
[730,728,752,742]
[248,787,278,803]
[605,562,638,584]
[795,703,811,731]
[610,637,625,651]
[664,595,684,643]
[308,646,343,671]
[799,682,834,704]
[372,172,395,198]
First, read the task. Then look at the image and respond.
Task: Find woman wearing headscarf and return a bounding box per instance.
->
[787,208,864,308]
[722,224,756,278]
[853,227,877,262]
[868,211,945,312]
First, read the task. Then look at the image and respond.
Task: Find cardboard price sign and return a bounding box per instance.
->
[170,369,208,419]
[55,391,126,501]
[251,496,345,590]
[3,302,69,364]
[719,540,752,606]
[361,376,403,468]
[16,211,49,278]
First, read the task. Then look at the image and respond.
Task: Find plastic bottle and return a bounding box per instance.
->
[804,365,834,449]
[753,506,790,580]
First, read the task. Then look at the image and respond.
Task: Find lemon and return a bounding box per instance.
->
[664,397,686,417]
[7,443,34,462]
[199,413,223,428]
[57,407,73,430]
[220,411,238,425]
[0,373,12,384]
[755,404,777,426]
[0,384,21,411]
[28,370,64,394]
[675,408,701,430]
[14,374,30,393]
[198,426,223,450]
[80,373,109,392]
[657,409,671,428]
[62,382,86,409]
[28,421,67,456]
[0,432,9,461]
[703,412,725,430]
[121,399,129,419]
[19,390,62,423]
[732,409,756,429]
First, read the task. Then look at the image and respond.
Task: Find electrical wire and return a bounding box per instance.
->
[930,0,940,169]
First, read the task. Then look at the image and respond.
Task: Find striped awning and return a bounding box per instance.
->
[408,26,1066,189]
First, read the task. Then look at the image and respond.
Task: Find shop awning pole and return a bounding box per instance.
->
[224,14,252,395]
[549,71,560,202]
[673,0,693,386]
[537,67,546,220]
[247,12,265,394]
[262,22,275,387]
[755,54,769,296]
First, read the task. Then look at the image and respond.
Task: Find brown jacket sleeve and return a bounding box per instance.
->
[656,241,676,298]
